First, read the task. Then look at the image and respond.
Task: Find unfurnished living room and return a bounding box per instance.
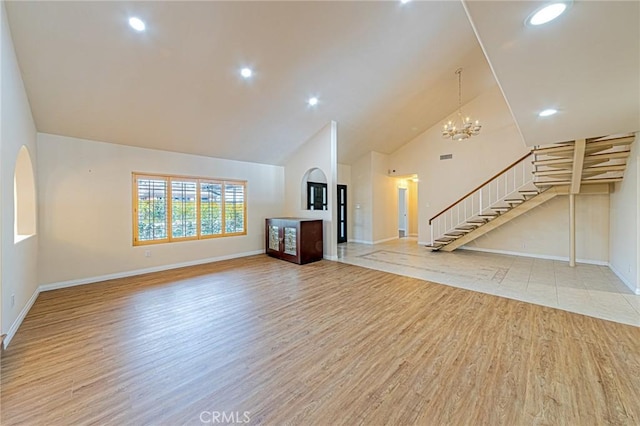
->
[1,1,639,425]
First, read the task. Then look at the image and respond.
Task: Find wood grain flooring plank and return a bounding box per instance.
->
[1,255,639,425]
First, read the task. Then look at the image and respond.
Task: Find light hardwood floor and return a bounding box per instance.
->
[1,255,639,425]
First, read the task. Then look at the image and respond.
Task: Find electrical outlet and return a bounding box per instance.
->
[145,250,151,258]
[11,294,15,308]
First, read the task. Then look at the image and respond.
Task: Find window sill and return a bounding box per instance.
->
[14,234,35,244]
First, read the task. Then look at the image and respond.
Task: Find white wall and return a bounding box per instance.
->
[1,2,39,345]
[610,135,639,293]
[37,133,284,287]
[351,153,373,243]
[283,121,338,259]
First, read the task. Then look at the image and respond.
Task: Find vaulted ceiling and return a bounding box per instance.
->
[5,1,639,166]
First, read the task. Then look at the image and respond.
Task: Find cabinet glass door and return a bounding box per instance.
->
[283,227,297,255]
[268,225,280,251]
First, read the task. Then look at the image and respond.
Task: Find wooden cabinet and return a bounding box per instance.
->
[265,218,323,264]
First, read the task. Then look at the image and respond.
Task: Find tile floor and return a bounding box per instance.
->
[337,238,640,327]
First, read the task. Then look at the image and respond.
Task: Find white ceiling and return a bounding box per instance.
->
[5,1,639,165]
[464,0,640,146]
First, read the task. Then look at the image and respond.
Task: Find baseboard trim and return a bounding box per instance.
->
[4,288,40,349]
[349,239,373,245]
[609,263,640,295]
[39,250,265,292]
[459,246,609,266]
[324,255,339,261]
[347,237,397,245]
[373,236,399,245]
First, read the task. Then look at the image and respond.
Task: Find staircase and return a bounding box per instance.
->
[427,134,635,252]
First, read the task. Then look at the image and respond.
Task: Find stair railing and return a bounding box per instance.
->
[428,152,534,245]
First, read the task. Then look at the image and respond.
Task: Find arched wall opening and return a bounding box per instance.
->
[301,167,328,211]
[14,146,36,243]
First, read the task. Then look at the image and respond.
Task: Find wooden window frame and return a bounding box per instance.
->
[132,173,247,246]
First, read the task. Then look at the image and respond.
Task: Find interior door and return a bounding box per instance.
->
[337,184,347,243]
[398,187,407,238]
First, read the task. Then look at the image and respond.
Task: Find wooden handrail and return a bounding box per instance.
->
[428,151,532,224]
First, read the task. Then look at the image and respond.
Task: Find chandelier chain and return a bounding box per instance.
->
[457,68,462,114]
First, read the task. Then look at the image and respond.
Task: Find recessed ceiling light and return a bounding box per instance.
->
[400,0,412,4]
[527,2,568,26]
[240,68,253,79]
[129,17,146,32]
[538,108,558,117]
[308,97,319,107]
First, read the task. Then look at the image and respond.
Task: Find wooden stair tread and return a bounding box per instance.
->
[435,237,456,243]
[534,169,574,177]
[467,219,488,224]
[584,164,627,173]
[504,198,524,203]
[445,231,467,237]
[581,177,624,184]
[456,225,478,231]
[532,143,575,155]
[585,150,631,161]
[535,180,570,186]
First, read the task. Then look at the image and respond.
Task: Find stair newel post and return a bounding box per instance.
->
[430,222,434,246]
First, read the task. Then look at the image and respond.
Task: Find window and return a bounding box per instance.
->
[133,173,246,245]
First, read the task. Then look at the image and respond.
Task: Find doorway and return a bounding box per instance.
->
[337,184,347,243]
[307,182,327,210]
[398,187,408,238]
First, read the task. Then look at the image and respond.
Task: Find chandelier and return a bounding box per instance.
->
[442,68,481,140]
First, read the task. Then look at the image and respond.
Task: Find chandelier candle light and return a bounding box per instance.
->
[442,68,481,140]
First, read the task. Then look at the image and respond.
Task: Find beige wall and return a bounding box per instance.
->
[387,85,612,263]
[350,151,399,244]
[371,152,397,243]
[464,195,610,263]
[610,135,639,293]
[351,153,373,243]
[283,122,337,259]
[408,180,418,236]
[37,133,284,287]
[1,2,39,345]
[389,85,528,244]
